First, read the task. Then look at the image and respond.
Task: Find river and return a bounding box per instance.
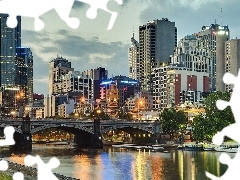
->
[0,145,230,180]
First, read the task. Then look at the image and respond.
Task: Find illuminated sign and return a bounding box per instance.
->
[120,80,138,84]
[100,80,114,85]
[5,87,20,90]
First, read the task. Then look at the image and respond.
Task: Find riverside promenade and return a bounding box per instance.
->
[1,159,79,180]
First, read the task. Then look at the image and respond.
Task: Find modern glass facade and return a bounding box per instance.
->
[16,47,33,104]
[0,14,21,87]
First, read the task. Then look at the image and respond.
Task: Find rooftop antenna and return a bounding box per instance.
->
[132,24,134,39]
[221,8,223,25]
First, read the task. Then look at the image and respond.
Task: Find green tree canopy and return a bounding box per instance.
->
[118,109,133,120]
[160,108,187,139]
[192,91,235,142]
[88,109,110,120]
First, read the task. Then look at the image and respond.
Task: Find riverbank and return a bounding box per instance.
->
[0,159,79,180]
[0,172,11,180]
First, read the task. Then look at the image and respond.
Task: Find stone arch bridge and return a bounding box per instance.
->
[0,118,161,149]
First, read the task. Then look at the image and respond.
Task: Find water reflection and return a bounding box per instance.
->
[0,145,229,180]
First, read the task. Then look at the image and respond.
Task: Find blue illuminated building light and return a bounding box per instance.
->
[120,80,138,84]
[100,80,114,85]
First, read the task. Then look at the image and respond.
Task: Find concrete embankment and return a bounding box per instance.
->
[1,159,79,180]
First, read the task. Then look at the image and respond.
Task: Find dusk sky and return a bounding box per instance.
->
[21,0,240,96]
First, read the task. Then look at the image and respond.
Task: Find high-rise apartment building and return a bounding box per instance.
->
[61,71,92,100]
[217,38,240,92]
[152,66,209,110]
[129,32,140,81]
[196,24,229,91]
[16,47,33,104]
[139,18,177,92]
[48,56,73,95]
[0,14,21,87]
[170,24,230,91]
[170,34,210,74]
[82,67,108,102]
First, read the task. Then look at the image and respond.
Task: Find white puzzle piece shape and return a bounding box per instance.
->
[24,155,60,180]
[76,0,123,30]
[0,126,15,146]
[0,0,79,31]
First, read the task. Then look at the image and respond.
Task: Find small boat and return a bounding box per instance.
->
[152,146,164,150]
[112,144,135,149]
[46,141,69,145]
[177,145,185,150]
[162,150,170,153]
[203,143,215,151]
[214,144,239,153]
[184,144,203,151]
[70,143,78,147]
[151,145,164,151]
[133,145,149,150]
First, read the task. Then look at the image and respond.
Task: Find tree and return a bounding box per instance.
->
[160,108,187,139]
[204,91,234,131]
[118,109,133,120]
[192,114,209,142]
[88,110,110,120]
[192,91,235,142]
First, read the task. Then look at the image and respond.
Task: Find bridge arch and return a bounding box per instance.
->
[100,123,156,134]
[30,123,94,135]
[0,124,22,134]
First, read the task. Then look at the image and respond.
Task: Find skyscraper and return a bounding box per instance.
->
[0,14,22,116]
[48,56,73,95]
[129,32,140,81]
[139,18,177,92]
[217,38,240,92]
[197,24,229,91]
[0,14,21,87]
[82,67,108,102]
[170,23,230,91]
[16,47,33,104]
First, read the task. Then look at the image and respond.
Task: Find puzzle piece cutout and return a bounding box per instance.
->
[0,126,15,176]
[0,126,61,179]
[24,155,60,180]
[206,70,240,179]
[0,0,122,31]
[206,149,240,180]
[77,0,123,30]
[212,70,240,145]
[0,126,15,146]
[12,172,24,180]
[0,0,79,31]
[0,160,8,171]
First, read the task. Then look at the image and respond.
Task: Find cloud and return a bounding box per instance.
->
[138,0,240,40]
[21,0,240,96]
[72,1,86,10]
[21,28,129,95]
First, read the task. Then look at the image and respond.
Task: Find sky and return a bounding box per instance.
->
[20,0,240,96]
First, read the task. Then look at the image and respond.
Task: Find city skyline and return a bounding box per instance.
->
[20,0,240,95]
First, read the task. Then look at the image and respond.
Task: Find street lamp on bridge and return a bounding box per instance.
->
[137,99,144,120]
[96,108,101,119]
